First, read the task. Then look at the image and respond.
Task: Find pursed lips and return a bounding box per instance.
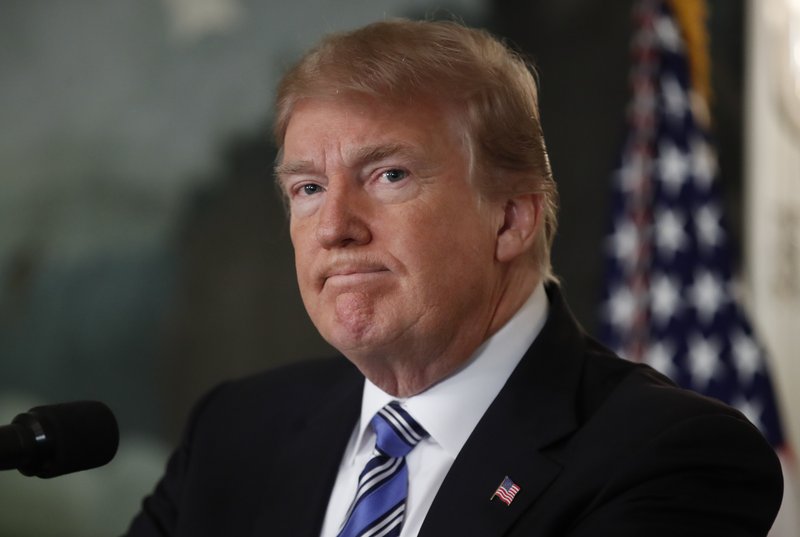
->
[321,265,390,288]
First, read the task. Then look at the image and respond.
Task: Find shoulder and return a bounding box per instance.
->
[576,336,765,446]
[185,356,362,437]
[549,339,784,535]
[212,355,360,404]
[123,357,363,536]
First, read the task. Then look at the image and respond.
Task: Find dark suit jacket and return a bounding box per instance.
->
[125,287,783,536]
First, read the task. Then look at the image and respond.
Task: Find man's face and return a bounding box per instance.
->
[278,95,504,375]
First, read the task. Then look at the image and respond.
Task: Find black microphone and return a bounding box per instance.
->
[0,401,119,478]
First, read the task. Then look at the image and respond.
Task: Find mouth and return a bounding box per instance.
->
[322,265,390,288]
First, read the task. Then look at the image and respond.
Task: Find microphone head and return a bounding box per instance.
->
[13,401,119,478]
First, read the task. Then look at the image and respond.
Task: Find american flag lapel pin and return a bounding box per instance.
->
[490,476,521,506]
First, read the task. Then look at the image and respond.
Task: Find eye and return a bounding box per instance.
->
[298,183,324,196]
[379,168,408,183]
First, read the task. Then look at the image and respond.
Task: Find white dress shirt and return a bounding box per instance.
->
[319,284,549,537]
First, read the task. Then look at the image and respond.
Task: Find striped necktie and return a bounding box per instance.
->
[337,401,428,537]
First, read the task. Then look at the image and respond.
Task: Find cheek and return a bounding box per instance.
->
[290,229,318,294]
[397,225,492,291]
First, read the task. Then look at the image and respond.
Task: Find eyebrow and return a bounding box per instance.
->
[274,159,316,178]
[274,142,419,180]
[349,143,418,167]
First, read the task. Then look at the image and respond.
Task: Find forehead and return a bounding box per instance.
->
[278,95,470,171]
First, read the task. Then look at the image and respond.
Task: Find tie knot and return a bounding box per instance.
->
[370,401,428,458]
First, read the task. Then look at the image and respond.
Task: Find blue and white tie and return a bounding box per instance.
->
[337,401,428,537]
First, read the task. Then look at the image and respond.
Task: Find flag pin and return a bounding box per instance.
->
[490,476,521,506]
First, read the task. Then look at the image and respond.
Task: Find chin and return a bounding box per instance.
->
[324,325,384,355]
[322,319,406,364]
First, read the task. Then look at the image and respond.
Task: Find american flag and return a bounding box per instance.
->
[492,476,521,506]
[598,0,785,448]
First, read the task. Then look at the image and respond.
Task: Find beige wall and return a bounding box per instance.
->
[745,0,800,530]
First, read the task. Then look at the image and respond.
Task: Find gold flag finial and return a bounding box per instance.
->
[667,0,712,107]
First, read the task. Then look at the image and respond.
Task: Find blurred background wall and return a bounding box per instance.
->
[0,0,796,535]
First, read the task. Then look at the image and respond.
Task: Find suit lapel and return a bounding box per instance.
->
[419,285,587,537]
[251,361,362,537]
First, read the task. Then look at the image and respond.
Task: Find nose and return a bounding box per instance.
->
[315,181,372,249]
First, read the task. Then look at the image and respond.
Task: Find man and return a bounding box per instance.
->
[125,19,782,536]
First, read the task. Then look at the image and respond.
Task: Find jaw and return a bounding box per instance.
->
[323,302,496,397]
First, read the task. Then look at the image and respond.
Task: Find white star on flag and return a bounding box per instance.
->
[690,136,717,190]
[606,286,638,332]
[655,208,687,258]
[607,219,640,270]
[731,330,762,385]
[688,333,722,389]
[733,396,765,433]
[650,273,681,326]
[654,14,682,51]
[645,339,678,379]
[695,203,724,250]
[661,74,688,122]
[657,140,689,195]
[688,270,726,325]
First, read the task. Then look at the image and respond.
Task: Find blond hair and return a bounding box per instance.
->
[274,19,558,281]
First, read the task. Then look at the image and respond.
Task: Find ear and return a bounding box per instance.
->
[496,193,542,263]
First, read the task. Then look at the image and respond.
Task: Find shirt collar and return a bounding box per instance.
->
[351,283,549,462]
